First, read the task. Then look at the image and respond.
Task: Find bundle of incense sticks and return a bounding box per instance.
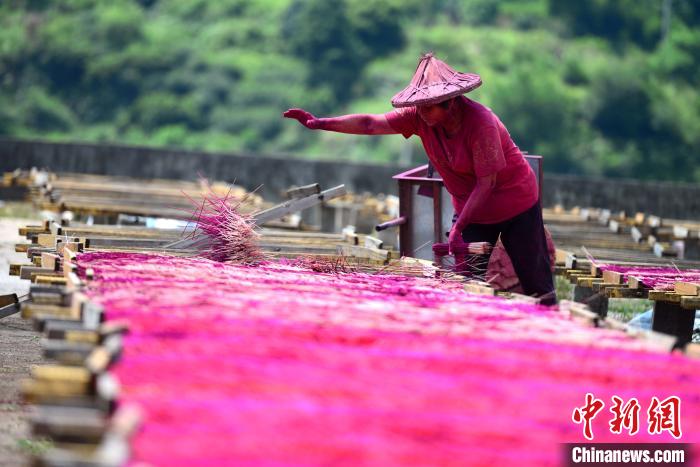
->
[597,264,700,290]
[432,241,492,256]
[76,252,700,466]
[184,189,264,264]
[432,242,491,278]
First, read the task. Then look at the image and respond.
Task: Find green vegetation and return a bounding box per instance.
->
[554,275,573,303]
[0,201,40,219]
[608,299,654,323]
[1,0,699,179]
[16,437,53,456]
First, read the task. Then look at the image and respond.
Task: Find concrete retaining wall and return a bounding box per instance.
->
[2,138,699,220]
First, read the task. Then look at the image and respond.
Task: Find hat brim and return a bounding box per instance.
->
[391,74,482,108]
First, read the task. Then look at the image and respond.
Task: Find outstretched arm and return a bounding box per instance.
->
[283,108,398,135]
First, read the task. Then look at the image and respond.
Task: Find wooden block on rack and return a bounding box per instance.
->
[591,264,614,278]
[31,365,92,386]
[647,216,662,228]
[63,241,83,253]
[19,225,50,237]
[20,266,55,280]
[48,221,60,235]
[0,293,18,309]
[10,263,29,276]
[679,295,700,310]
[565,254,578,270]
[609,219,621,233]
[606,287,648,299]
[464,281,496,296]
[673,225,689,239]
[15,243,30,253]
[22,304,78,320]
[31,288,71,306]
[35,275,68,286]
[647,290,682,303]
[85,347,112,374]
[58,329,101,345]
[37,403,138,466]
[554,266,568,276]
[37,233,57,248]
[631,226,644,243]
[341,226,358,245]
[566,270,588,284]
[627,276,646,290]
[591,282,619,293]
[30,406,107,443]
[602,270,624,285]
[31,272,64,284]
[554,248,571,266]
[41,252,60,271]
[675,281,700,296]
[576,276,603,288]
[42,339,95,365]
[21,379,91,403]
[363,235,384,250]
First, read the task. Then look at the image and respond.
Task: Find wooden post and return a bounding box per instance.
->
[398,180,413,258]
[432,183,443,267]
[683,238,700,261]
[651,301,695,346]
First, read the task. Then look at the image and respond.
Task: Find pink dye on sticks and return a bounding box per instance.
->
[77,252,700,466]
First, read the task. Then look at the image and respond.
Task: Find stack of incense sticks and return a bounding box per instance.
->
[597,264,700,290]
[184,189,264,264]
[432,242,492,278]
[432,242,493,256]
[77,252,700,466]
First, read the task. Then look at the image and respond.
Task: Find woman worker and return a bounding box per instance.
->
[284,53,555,305]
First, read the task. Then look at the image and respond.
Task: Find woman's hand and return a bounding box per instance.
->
[283,108,323,129]
[448,226,467,256]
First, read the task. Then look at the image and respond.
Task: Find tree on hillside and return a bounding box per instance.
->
[281,0,403,108]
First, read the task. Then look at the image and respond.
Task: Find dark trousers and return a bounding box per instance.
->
[453,202,556,305]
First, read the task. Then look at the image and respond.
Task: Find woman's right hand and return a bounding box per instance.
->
[283,108,322,129]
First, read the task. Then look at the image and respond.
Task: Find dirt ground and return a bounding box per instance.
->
[0,217,44,466]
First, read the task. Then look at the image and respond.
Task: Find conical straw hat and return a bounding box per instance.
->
[391,53,482,108]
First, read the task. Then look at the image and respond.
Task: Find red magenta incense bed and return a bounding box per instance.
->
[77,252,700,466]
